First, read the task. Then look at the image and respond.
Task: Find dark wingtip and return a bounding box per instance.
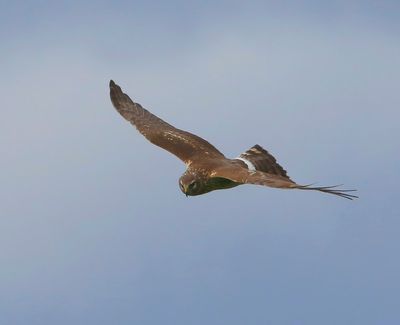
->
[297,184,358,200]
[109,80,122,106]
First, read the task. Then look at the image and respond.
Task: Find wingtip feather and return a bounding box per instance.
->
[297,184,358,200]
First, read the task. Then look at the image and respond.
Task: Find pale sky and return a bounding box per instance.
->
[1,1,400,324]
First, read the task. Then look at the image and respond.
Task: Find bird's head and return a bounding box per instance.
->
[179,171,204,196]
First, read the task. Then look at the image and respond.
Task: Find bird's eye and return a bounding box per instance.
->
[189,181,197,190]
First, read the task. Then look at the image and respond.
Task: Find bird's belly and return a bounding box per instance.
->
[204,177,240,193]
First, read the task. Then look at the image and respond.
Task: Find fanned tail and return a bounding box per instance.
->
[296,184,358,200]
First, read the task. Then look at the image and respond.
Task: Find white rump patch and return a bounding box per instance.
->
[236,157,256,171]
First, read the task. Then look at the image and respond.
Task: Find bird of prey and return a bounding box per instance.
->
[109,80,357,200]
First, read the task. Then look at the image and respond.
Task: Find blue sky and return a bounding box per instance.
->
[1,1,400,324]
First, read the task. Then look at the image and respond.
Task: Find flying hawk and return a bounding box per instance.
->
[109,80,357,200]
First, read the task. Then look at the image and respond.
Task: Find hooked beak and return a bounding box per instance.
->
[183,185,188,197]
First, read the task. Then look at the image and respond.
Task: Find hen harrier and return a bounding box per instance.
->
[110,80,357,200]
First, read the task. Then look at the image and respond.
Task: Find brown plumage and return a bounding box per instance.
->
[109,80,357,200]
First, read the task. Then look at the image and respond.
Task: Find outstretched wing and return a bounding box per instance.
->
[109,80,224,164]
[212,164,358,200]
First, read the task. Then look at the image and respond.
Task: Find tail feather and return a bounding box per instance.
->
[236,144,291,180]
